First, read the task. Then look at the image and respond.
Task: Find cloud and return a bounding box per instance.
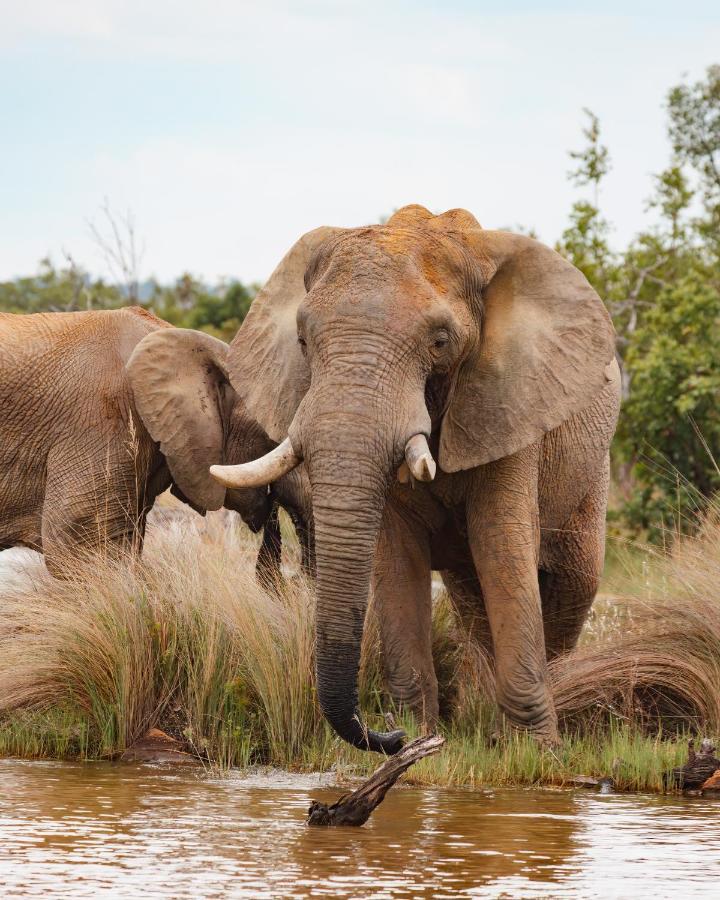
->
[2,2,720,282]
[1,1,115,43]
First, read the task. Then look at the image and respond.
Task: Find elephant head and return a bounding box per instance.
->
[125,327,273,532]
[211,206,616,753]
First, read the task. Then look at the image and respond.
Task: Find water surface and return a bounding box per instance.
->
[1,759,719,898]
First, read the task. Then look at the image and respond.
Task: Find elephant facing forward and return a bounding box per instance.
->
[213,206,621,750]
[0,307,308,577]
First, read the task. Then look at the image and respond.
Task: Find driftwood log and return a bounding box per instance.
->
[667,738,720,790]
[307,734,445,827]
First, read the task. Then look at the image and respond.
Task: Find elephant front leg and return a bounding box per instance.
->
[466,456,558,743]
[372,502,438,728]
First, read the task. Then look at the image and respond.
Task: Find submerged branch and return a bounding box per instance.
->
[307,734,445,827]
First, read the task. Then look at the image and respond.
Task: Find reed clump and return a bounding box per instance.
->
[0,507,717,792]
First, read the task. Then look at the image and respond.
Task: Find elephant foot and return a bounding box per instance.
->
[385,682,439,732]
[498,691,559,747]
[532,728,561,750]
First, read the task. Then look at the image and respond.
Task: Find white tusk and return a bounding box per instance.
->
[210,437,301,489]
[404,434,436,483]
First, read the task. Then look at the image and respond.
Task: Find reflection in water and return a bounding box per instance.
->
[1,759,719,898]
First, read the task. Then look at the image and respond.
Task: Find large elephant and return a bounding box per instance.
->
[212,206,620,751]
[0,307,309,577]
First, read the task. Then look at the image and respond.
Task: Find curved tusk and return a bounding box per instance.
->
[404,434,436,483]
[210,437,301,489]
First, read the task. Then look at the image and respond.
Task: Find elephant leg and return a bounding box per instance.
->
[372,502,438,727]
[540,458,609,658]
[255,501,282,583]
[287,506,314,577]
[440,561,494,658]
[466,451,558,742]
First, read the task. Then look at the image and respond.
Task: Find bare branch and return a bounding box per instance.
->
[88,198,145,304]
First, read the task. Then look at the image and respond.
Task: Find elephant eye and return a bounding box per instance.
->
[297,335,307,348]
[433,330,450,349]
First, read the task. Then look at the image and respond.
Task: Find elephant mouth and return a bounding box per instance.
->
[231,486,272,533]
[424,371,454,428]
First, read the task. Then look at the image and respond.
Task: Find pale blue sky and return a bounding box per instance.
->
[1,1,718,284]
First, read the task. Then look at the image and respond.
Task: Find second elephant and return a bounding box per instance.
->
[0,307,309,576]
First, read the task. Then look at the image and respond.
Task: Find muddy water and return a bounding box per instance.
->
[1,761,719,898]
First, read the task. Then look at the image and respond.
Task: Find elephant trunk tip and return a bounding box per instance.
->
[370,728,407,755]
[347,721,407,755]
[320,691,407,755]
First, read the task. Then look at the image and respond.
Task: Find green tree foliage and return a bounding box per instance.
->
[559,69,720,539]
[0,263,256,343]
[0,257,124,314]
[556,109,617,306]
[186,279,255,342]
[667,64,720,252]
[143,275,256,341]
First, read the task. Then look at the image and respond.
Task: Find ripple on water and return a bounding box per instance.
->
[0,761,719,898]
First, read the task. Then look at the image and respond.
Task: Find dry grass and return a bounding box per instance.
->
[0,505,718,790]
[0,514,322,766]
[550,511,720,734]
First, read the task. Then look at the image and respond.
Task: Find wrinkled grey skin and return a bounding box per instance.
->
[224,206,620,753]
[0,307,309,577]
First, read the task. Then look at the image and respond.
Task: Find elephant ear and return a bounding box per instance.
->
[126,328,233,511]
[228,226,347,441]
[439,228,616,472]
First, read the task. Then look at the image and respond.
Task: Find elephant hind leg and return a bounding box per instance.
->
[539,460,609,658]
[373,502,438,727]
[440,562,494,658]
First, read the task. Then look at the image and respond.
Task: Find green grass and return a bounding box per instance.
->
[301,713,689,793]
[0,705,688,794]
[0,507,717,792]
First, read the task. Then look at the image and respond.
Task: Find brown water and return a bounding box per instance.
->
[1,760,719,898]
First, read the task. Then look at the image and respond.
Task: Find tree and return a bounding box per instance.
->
[187,280,256,341]
[667,65,720,258]
[557,109,616,302]
[0,257,124,314]
[614,67,720,537]
[88,200,144,304]
[618,266,720,537]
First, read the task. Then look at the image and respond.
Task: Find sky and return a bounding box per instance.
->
[1,1,719,285]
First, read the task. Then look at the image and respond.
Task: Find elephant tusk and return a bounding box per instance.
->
[404,434,436,483]
[210,437,301,489]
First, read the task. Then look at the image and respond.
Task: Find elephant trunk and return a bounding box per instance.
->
[306,438,405,754]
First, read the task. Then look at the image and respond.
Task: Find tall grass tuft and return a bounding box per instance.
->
[0,514,323,766]
[0,503,719,791]
[550,508,720,734]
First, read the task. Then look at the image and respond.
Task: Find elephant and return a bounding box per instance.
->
[211,205,621,752]
[0,307,310,578]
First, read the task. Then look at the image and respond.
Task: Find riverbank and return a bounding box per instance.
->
[0,508,717,793]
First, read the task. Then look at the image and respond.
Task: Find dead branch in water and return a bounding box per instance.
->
[307,734,445,827]
[667,738,720,790]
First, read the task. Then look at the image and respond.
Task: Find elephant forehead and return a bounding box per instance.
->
[324,227,467,295]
